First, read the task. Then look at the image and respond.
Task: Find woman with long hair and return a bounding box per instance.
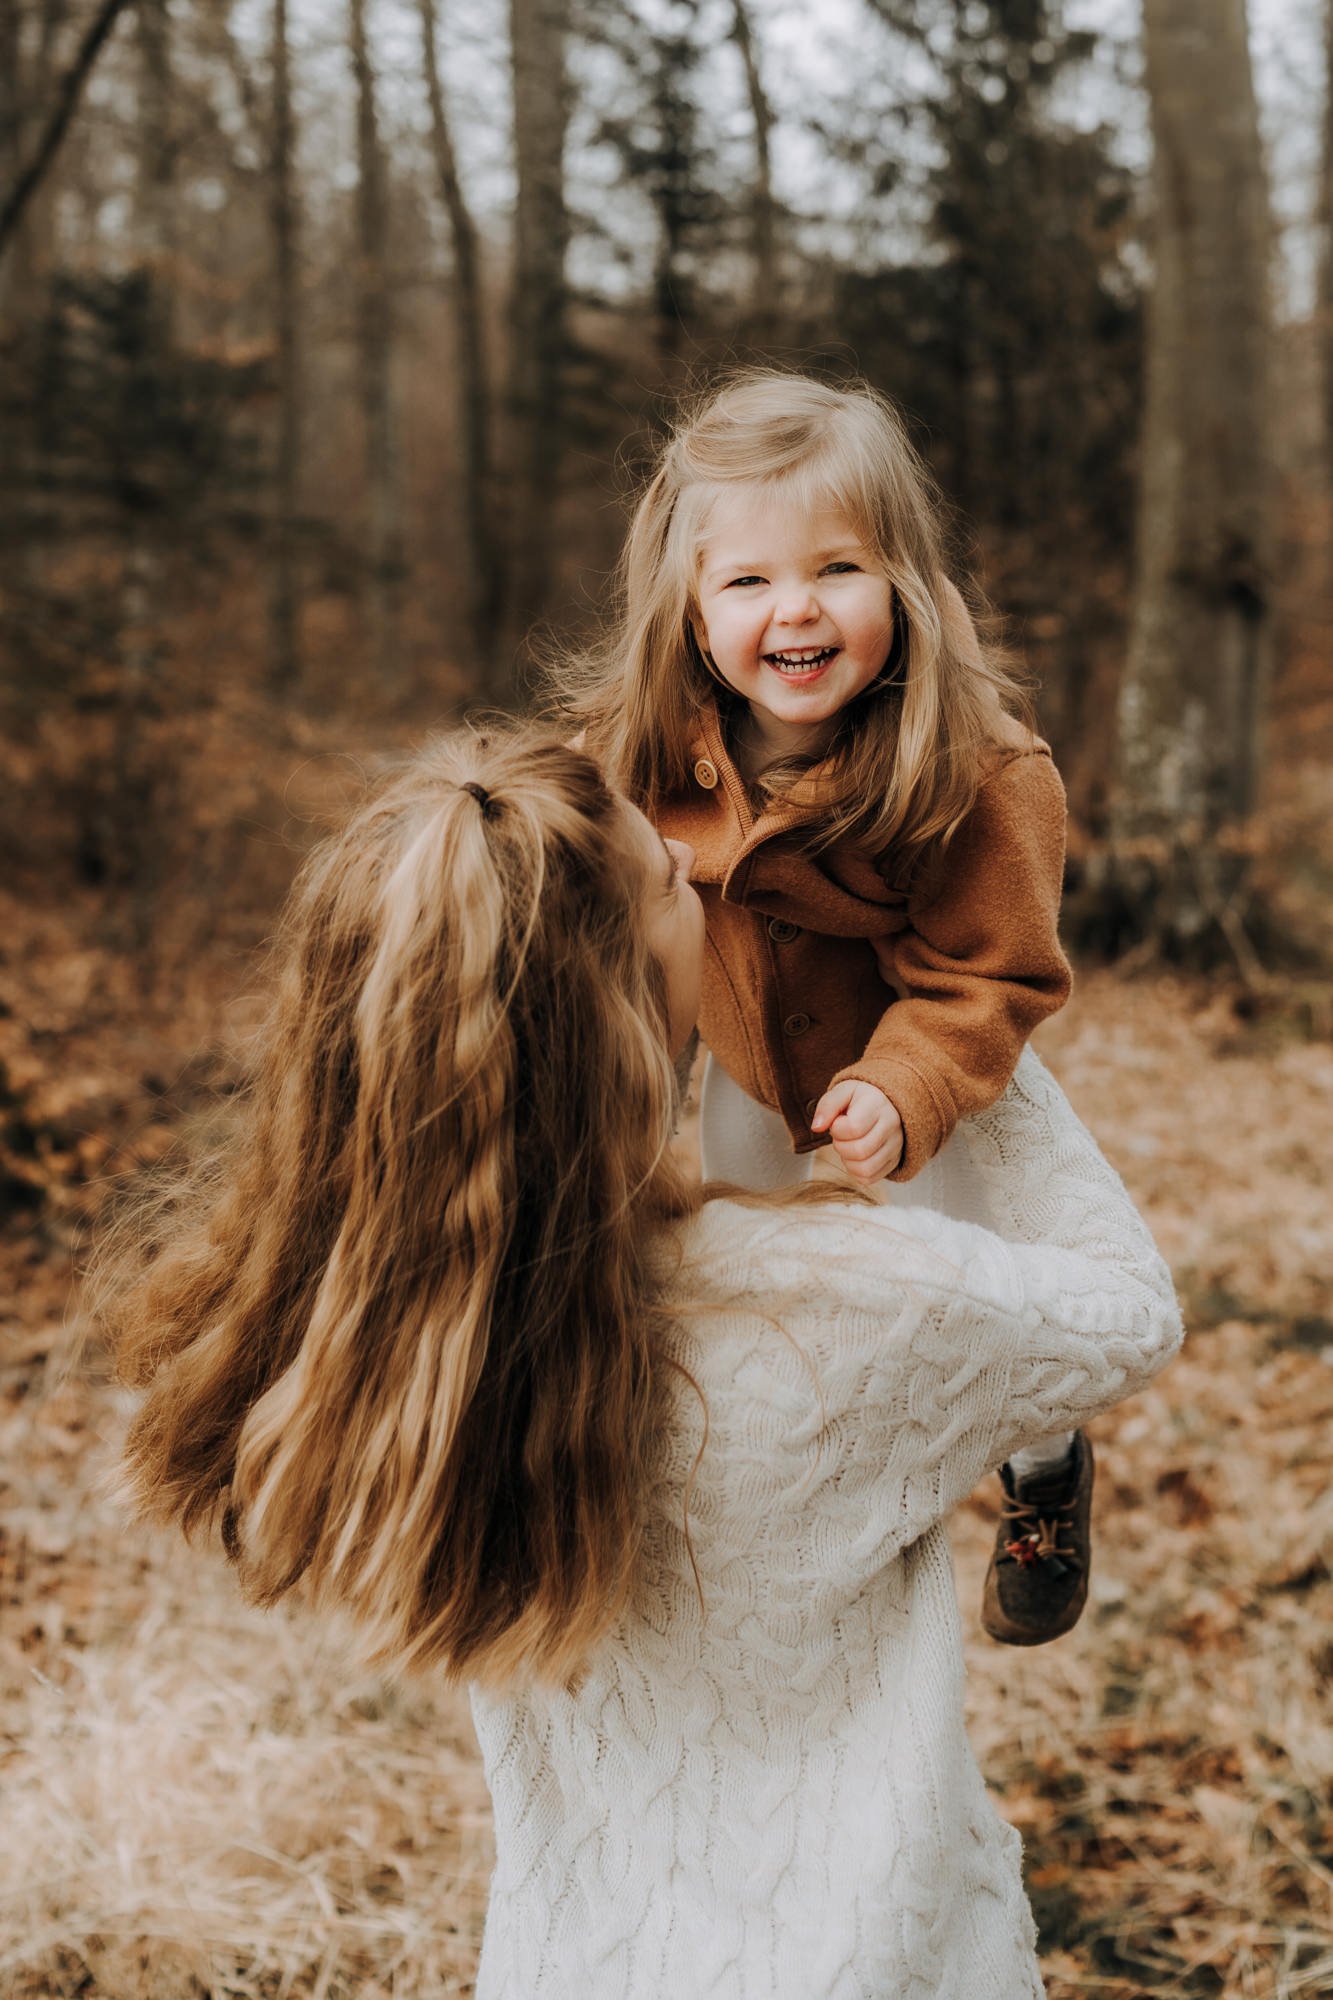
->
[102,726,1180,1998]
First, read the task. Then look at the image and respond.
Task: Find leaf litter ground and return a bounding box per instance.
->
[2,943,1331,1997]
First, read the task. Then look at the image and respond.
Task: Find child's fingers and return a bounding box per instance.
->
[821,1081,888,1137]
[831,1117,882,1154]
[835,1105,902,1152]
[810,1082,857,1133]
[834,1113,904,1176]
[839,1134,903,1182]
[837,1142,883,1182]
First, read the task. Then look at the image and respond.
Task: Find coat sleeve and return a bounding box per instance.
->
[829,748,1072,1180]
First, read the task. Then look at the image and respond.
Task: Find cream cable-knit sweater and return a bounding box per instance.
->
[470,1052,1183,1998]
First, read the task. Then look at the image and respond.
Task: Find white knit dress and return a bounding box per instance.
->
[470,1052,1183,1999]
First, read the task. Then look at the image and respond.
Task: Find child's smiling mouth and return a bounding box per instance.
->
[764,646,840,676]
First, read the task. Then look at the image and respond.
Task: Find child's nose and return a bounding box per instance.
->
[774,586,819,623]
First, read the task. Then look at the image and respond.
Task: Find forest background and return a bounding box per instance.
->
[2,0,1333,1995]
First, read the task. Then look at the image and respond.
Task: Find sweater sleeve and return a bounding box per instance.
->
[851,1052,1180,1537]
[688,1052,1181,1556]
[829,749,1072,1181]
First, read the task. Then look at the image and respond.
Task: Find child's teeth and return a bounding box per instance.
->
[771,648,834,672]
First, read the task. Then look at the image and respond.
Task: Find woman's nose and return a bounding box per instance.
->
[667,838,695,882]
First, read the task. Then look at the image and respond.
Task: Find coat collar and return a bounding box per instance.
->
[686,697,840,859]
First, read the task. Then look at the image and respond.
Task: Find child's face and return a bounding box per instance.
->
[694,489,896,755]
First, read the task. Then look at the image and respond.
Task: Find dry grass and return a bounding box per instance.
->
[4,968,1331,1999]
[954,976,1333,2000]
[0,1367,493,1999]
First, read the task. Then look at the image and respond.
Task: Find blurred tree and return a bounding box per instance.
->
[644,4,703,364]
[419,0,503,685]
[1097,0,1272,963]
[843,0,1141,793]
[0,0,38,309]
[1312,0,1320,484]
[111,0,179,953]
[590,0,723,369]
[267,0,303,691]
[136,0,173,279]
[0,0,1299,917]
[349,0,407,691]
[0,0,133,266]
[0,3,17,234]
[729,0,778,343]
[2,270,265,887]
[643,1,710,363]
[507,0,571,672]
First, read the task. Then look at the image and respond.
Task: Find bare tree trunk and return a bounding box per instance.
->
[419,0,502,684]
[0,0,29,639]
[0,0,133,263]
[136,0,174,276]
[0,0,28,314]
[648,32,693,370]
[506,0,570,679]
[729,0,777,342]
[1312,0,1320,482]
[268,0,302,690]
[349,0,406,692]
[1103,0,1273,961]
[0,0,18,176]
[21,1,70,283]
[113,0,176,964]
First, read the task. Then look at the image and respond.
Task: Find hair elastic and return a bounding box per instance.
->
[461,780,498,820]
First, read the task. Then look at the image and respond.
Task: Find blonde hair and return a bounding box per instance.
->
[98,728,695,1687]
[565,368,1030,865]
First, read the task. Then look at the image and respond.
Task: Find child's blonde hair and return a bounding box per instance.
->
[567,368,1030,864]
[98,728,695,1687]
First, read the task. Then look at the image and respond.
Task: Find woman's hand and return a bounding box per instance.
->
[811,1080,904,1183]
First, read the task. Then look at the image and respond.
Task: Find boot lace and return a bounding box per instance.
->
[998,1490,1081,1572]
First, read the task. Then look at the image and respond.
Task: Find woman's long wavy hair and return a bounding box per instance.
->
[99,730,694,1687]
[564,368,1031,867]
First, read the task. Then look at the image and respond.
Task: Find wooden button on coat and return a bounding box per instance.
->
[783,1012,811,1037]
[693,758,719,789]
[767,918,800,943]
[805,1098,820,1123]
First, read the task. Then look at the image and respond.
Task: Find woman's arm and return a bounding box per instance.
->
[690,1052,1181,1551]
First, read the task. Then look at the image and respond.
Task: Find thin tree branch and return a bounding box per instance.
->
[0,0,136,259]
[213,5,266,157]
[729,0,776,321]
[860,0,936,55]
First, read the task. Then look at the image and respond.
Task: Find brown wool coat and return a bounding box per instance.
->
[656,700,1073,1181]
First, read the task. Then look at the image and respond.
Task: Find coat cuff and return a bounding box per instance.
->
[828,1056,955,1183]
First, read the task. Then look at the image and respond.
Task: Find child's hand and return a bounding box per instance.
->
[810,1081,904,1183]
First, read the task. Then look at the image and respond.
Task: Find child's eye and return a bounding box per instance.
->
[726,574,765,588]
[823,561,860,575]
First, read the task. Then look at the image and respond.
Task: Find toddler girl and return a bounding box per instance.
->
[571,370,1088,1647]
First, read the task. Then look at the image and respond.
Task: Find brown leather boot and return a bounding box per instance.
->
[981,1432,1094,1646]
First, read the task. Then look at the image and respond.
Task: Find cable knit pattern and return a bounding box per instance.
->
[470,1053,1183,1998]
